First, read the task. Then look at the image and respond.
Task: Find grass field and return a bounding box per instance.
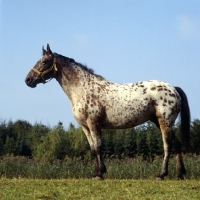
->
[0,178,200,200]
[0,156,200,199]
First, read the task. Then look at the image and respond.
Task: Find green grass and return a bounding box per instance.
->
[0,156,200,199]
[0,178,200,199]
[0,155,200,180]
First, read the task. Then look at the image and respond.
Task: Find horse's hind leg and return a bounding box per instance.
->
[172,131,186,180]
[157,118,173,180]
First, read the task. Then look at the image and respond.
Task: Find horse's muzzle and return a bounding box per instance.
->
[25,76,36,88]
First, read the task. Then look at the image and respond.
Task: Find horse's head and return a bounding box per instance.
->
[25,44,57,88]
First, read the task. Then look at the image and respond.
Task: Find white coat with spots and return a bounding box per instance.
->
[25,44,190,180]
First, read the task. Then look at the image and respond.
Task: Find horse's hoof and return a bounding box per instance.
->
[177,175,184,180]
[156,176,164,181]
[92,176,103,180]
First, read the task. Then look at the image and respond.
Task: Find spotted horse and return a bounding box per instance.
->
[25,44,190,180]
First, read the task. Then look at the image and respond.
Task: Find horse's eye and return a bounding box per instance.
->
[42,61,48,65]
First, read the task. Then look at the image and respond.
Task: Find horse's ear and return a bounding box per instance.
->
[42,45,47,55]
[47,43,52,55]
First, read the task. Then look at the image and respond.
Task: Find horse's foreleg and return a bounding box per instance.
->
[82,123,106,179]
[172,132,186,180]
[91,141,106,179]
[90,129,106,178]
[81,125,98,177]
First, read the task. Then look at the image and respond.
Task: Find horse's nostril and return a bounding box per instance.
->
[25,76,33,84]
[25,76,36,88]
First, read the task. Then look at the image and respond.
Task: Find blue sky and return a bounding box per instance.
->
[1,1,200,128]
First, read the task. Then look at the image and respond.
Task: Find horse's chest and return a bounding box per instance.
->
[71,95,104,125]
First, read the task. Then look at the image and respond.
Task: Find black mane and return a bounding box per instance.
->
[54,53,75,63]
[54,53,104,80]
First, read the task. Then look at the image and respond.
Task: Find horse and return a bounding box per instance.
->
[25,44,190,180]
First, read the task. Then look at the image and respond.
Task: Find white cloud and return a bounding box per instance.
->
[177,15,200,39]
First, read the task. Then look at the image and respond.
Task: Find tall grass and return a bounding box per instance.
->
[0,155,199,179]
[104,155,200,180]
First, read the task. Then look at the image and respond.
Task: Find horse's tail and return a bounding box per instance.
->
[175,87,191,151]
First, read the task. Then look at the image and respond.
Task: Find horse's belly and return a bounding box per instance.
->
[102,104,154,129]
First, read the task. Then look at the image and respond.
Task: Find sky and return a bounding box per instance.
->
[1,1,200,128]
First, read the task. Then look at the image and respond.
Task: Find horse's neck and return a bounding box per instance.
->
[56,65,93,104]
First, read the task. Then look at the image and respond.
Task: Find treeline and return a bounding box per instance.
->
[0,119,200,161]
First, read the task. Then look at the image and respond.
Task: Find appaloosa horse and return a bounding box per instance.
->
[25,44,190,180]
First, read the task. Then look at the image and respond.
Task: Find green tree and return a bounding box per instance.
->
[136,124,149,160]
[102,129,114,157]
[0,119,7,155]
[190,119,200,154]
[35,122,70,160]
[30,122,50,157]
[146,122,162,161]
[3,136,16,155]
[12,120,32,156]
[123,128,137,158]
[113,130,125,158]
[67,125,90,159]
